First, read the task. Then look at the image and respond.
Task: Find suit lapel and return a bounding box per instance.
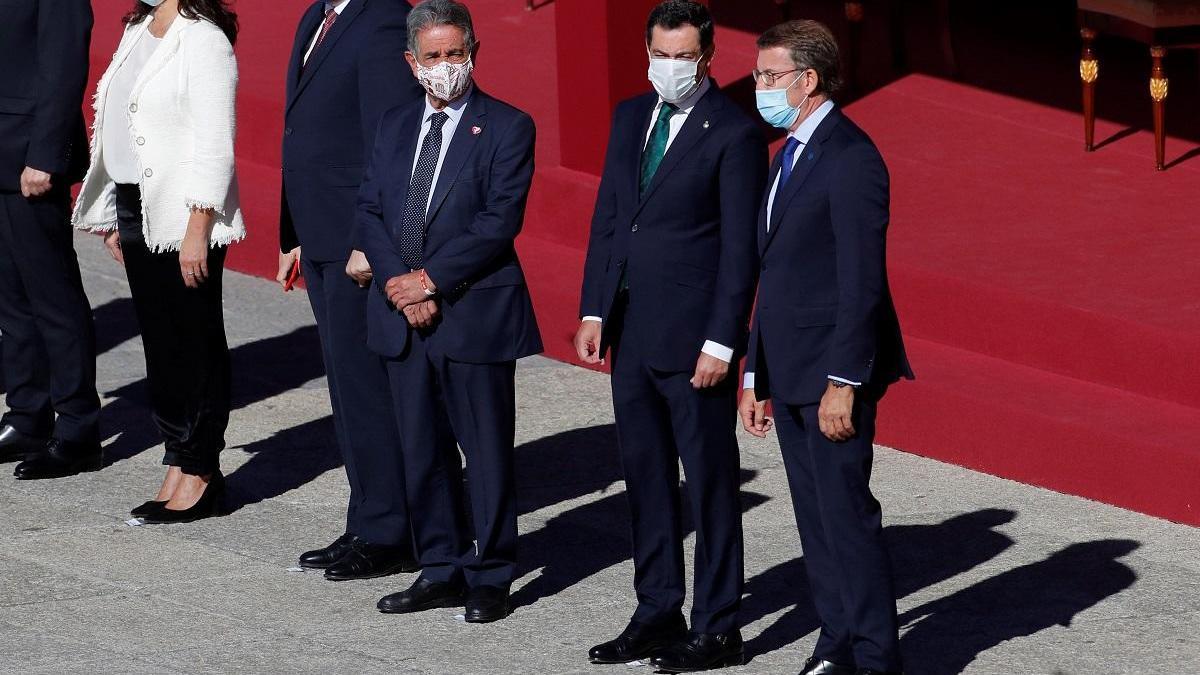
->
[425,92,489,224]
[763,108,842,252]
[130,17,188,100]
[759,148,785,253]
[389,104,425,229]
[624,96,657,208]
[290,0,367,110]
[286,2,325,104]
[635,87,717,214]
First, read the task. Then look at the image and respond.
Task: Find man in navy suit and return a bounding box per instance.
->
[357,0,542,624]
[0,0,102,479]
[278,0,424,581]
[739,21,914,675]
[574,2,767,671]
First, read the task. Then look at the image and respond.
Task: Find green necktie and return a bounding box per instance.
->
[639,102,678,196]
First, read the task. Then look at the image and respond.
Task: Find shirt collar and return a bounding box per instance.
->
[423,83,474,124]
[656,77,711,115]
[789,98,836,145]
[325,0,351,15]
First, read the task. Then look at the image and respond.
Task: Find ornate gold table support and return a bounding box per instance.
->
[1080,28,1099,152]
[1150,46,1168,171]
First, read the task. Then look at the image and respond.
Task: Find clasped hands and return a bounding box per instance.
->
[385,270,439,329]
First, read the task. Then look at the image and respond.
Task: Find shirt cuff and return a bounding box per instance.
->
[701,340,734,363]
[828,375,862,387]
[743,372,755,390]
[581,316,602,324]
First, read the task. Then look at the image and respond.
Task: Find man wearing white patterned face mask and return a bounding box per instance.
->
[360,0,542,626]
[576,2,768,671]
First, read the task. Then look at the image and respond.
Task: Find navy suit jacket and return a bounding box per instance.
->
[579,83,767,373]
[279,0,422,261]
[748,107,914,406]
[356,89,543,364]
[0,0,91,191]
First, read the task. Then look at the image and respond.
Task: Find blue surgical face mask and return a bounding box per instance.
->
[755,72,807,129]
[140,0,166,6]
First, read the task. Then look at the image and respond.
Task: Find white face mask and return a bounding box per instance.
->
[647,54,701,104]
[415,58,474,102]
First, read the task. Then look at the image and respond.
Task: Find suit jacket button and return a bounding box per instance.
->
[617,260,625,267]
[631,224,639,232]
[285,127,293,136]
[136,137,146,146]
[144,168,153,178]
[129,103,138,113]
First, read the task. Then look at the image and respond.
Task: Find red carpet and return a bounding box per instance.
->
[84,4,1200,524]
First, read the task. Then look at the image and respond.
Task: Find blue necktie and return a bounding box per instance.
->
[779,136,801,189]
[400,111,449,269]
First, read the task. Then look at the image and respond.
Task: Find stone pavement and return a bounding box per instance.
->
[1,234,1198,674]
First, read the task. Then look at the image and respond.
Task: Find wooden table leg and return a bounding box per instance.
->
[1080,28,1098,152]
[1150,46,1168,171]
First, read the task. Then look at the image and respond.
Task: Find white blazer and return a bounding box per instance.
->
[74,16,245,253]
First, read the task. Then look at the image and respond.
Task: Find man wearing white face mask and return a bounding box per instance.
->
[739,20,913,675]
[358,0,542,625]
[576,1,767,671]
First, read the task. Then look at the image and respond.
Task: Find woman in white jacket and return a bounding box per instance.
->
[74,0,243,523]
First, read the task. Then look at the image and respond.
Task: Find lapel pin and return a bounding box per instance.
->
[471,125,482,135]
[702,120,710,129]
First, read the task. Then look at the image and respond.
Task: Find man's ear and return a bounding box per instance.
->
[405,51,419,76]
[699,46,716,81]
[471,40,482,63]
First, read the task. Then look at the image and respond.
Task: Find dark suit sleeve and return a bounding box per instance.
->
[356,114,408,291]
[578,108,624,319]
[703,123,768,353]
[423,114,536,292]
[26,0,92,175]
[827,143,890,384]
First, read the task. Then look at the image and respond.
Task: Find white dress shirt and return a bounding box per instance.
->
[302,0,351,65]
[102,28,162,184]
[583,79,735,364]
[744,99,860,390]
[410,86,473,215]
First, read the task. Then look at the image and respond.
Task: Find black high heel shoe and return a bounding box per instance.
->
[143,473,225,524]
[130,500,167,518]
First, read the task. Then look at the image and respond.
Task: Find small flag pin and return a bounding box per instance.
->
[702,120,710,129]
[471,126,482,135]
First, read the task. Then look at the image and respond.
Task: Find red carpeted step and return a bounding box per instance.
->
[880,337,1200,525]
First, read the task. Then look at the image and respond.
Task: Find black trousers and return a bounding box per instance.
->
[609,292,744,634]
[302,257,410,548]
[115,184,230,475]
[0,187,99,444]
[386,331,518,589]
[772,392,902,672]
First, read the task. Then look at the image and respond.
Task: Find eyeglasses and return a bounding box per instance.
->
[752,68,801,87]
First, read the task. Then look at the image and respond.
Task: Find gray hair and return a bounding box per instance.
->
[407,0,477,54]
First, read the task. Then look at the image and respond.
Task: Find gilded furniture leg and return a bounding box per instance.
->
[1081,28,1098,152]
[1150,46,1168,170]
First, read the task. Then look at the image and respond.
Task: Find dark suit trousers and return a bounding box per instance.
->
[772,394,901,672]
[609,293,744,634]
[0,187,98,444]
[116,185,230,475]
[385,330,518,589]
[302,257,410,547]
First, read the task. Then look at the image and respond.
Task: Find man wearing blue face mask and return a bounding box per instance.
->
[739,20,914,675]
[575,1,767,671]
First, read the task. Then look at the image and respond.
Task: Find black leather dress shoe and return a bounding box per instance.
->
[589,615,688,664]
[0,424,46,463]
[855,669,903,675]
[650,631,744,673]
[377,577,465,614]
[800,657,856,675]
[464,585,510,623]
[299,533,362,569]
[13,439,102,480]
[324,541,417,581]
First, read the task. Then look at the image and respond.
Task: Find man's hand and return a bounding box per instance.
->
[574,320,603,364]
[103,230,124,265]
[818,381,856,442]
[690,352,729,389]
[385,270,428,309]
[402,299,440,328]
[19,167,52,199]
[345,249,373,288]
[277,246,301,288]
[738,388,772,438]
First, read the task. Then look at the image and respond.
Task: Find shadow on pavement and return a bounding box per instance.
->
[224,415,341,513]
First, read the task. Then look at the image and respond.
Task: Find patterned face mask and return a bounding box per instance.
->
[415,58,474,102]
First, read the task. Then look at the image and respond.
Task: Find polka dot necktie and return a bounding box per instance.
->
[400,111,450,269]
